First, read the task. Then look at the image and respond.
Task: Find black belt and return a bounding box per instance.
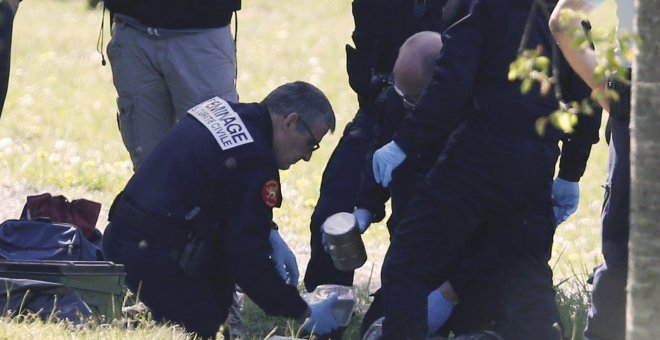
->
[109,193,191,247]
[113,14,215,38]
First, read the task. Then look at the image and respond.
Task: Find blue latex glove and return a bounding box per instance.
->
[427,289,454,336]
[269,229,299,286]
[353,208,373,233]
[372,141,406,187]
[304,293,340,335]
[551,177,580,225]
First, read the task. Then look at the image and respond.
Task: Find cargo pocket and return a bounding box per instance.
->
[116,96,140,166]
[106,21,127,62]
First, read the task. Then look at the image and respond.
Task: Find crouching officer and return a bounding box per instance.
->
[102,81,340,338]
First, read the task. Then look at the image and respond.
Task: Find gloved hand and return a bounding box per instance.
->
[304,293,340,335]
[372,141,406,187]
[427,289,454,336]
[269,229,299,286]
[551,177,580,225]
[353,208,373,233]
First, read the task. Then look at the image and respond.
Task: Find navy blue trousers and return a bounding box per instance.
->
[381,120,561,340]
[304,111,378,292]
[103,221,233,338]
[584,89,630,340]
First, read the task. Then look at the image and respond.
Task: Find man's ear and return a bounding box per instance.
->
[282,112,299,130]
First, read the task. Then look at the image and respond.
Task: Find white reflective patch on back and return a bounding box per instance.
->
[188,97,254,150]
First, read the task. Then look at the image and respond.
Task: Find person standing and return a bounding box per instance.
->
[373,0,601,338]
[359,27,594,339]
[103,0,240,170]
[550,1,633,339]
[356,31,503,339]
[304,0,448,296]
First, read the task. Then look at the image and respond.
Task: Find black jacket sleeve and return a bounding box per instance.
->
[557,67,602,182]
[355,125,391,223]
[354,88,405,222]
[224,156,307,319]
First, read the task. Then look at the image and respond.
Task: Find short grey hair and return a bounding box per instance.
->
[262,81,336,132]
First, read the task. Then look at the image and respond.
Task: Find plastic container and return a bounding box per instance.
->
[0,260,126,319]
[302,284,357,327]
[363,316,384,340]
[322,212,367,271]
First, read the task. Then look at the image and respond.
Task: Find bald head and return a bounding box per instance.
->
[392,31,443,106]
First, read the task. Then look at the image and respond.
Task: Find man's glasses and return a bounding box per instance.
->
[299,118,321,151]
[393,84,417,108]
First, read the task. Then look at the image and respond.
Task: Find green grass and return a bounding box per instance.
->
[0,0,130,192]
[554,261,594,340]
[0,0,620,339]
[0,311,192,340]
[239,296,365,340]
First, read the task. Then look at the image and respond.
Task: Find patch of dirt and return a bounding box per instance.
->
[0,180,112,226]
[291,243,383,293]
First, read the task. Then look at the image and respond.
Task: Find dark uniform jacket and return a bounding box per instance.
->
[117,98,307,318]
[104,0,241,29]
[358,0,601,299]
[393,0,600,180]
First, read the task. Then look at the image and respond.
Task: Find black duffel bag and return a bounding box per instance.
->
[0,219,104,261]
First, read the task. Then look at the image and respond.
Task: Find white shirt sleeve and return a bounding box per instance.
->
[616,0,634,33]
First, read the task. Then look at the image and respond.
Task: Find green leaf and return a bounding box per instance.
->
[606,89,620,102]
[535,116,548,137]
[535,56,550,73]
[521,78,533,94]
[550,110,577,133]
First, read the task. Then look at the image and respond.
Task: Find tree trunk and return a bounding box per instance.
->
[627,0,660,339]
